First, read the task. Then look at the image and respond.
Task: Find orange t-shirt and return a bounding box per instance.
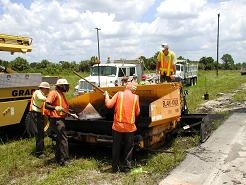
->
[46,90,69,118]
[105,89,140,132]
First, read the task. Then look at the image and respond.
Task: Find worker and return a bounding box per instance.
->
[131,74,138,86]
[139,74,147,85]
[45,78,77,166]
[156,43,177,82]
[121,76,129,86]
[29,81,50,158]
[104,82,140,172]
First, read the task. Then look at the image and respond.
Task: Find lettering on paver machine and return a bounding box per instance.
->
[163,98,179,108]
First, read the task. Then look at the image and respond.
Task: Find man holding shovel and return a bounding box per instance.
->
[45,78,78,166]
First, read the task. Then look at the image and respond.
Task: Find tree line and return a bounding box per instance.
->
[0,52,245,74]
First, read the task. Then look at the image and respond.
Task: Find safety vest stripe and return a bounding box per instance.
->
[167,54,171,76]
[119,92,123,122]
[42,102,46,115]
[160,52,173,76]
[56,92,63,115]
[131,95,137,124]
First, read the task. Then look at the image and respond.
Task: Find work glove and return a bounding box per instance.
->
[103,91,109,97]
[70,113,79,119]
[170,75,175,81]
[55,106,63,112]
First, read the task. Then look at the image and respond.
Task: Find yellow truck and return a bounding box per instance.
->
[0,34,42,135]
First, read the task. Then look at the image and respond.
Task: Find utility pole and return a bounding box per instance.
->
[95,27,101,87]
[216,13,220,77]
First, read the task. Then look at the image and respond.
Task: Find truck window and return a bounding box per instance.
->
[176,65,180,71]
[91,66,117,76]
[118,68,126,77]
[130,67,135,76]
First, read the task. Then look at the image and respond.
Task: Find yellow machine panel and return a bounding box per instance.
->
[0,100,29,126]
[0,86,37,100]
[149,88,181,127]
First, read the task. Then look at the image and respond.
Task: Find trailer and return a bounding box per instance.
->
[65,82,211,149]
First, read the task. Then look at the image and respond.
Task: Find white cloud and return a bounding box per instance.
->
[0,0,245,63]
[157,0,206,19]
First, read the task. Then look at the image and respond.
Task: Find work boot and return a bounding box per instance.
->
[36,153,45,159]
[59,160,70,166]
[121,166,131,173]
[112,165,120,173]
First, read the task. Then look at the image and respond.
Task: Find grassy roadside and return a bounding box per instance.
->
[185,70,246,112]
[1,70,246,185]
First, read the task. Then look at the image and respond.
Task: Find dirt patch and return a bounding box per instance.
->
[196,83,246,113]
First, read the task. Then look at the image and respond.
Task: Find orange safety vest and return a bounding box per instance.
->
[112,91,139,132]
[159,51,174,76]
[45,90,69,118]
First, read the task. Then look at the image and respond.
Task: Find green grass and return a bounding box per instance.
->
[1,70,246,185]
[185,70,246,112]
[233,89,246,102]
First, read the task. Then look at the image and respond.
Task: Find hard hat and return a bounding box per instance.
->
[39,82,50,89]
[55,78,69,85]
[161,43,169,50]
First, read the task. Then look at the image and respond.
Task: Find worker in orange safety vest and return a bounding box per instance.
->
[45,78,78,166]
[29,81,50,158]
[104,82,140,172]
[156,43,177,82]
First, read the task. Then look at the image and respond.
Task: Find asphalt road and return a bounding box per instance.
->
[160,112,246,185]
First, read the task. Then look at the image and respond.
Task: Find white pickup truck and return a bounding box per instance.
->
[175,59,198,86]
[75,59,143,95]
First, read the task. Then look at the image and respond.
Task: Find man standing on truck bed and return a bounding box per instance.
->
[104,82,140,172]
[45,78,73,166]
[156,43,177,82]
[29,82,50,158]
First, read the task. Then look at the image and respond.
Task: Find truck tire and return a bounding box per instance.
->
[193,77,197,85]
[190,78,193,86]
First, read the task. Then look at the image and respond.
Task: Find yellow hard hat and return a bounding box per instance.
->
[39,82,50,89]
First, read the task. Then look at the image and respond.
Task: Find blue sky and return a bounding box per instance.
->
[0,0,245,63]
[140,0,161,22]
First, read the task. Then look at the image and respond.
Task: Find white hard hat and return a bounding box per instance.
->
[39,82,50,89]
[161,43,169,49]
[55,78,69,85]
